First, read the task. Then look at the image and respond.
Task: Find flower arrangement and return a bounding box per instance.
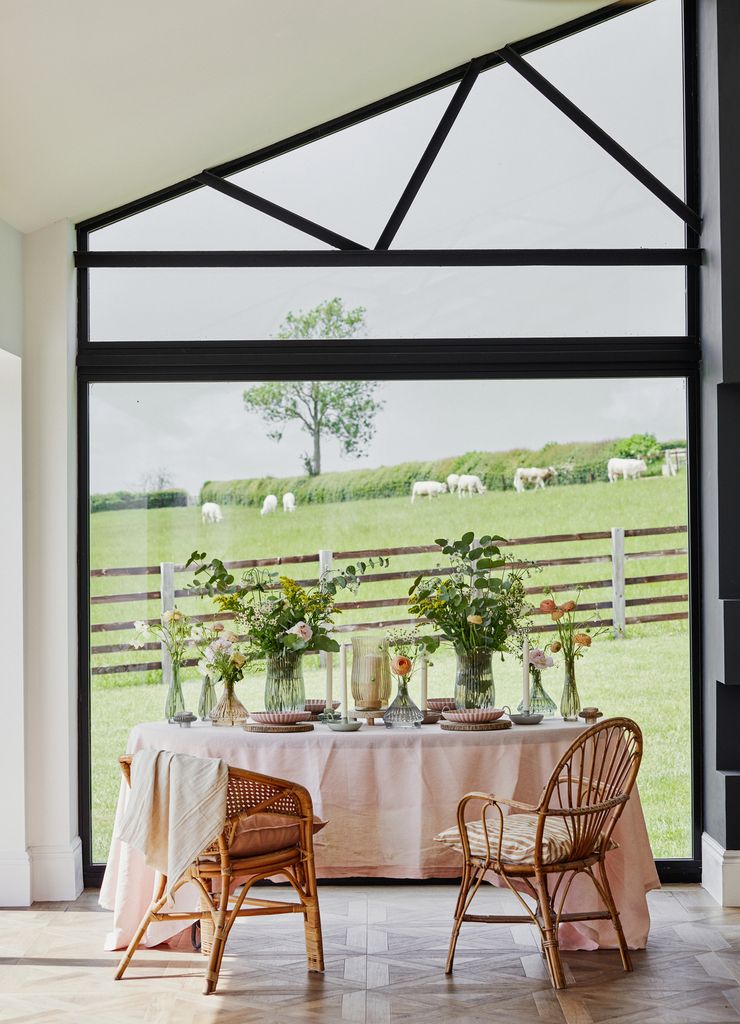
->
[196,625,247,685]
[539,591,608,666]
[131,607,193,671]
[382,628,434,728]
[408,532,529,654]
[186,551,387,662]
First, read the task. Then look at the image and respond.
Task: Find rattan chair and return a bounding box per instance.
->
[114,756,324,994]
[441,717,643,990]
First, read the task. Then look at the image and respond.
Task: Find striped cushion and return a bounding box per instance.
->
[435,813,608,865]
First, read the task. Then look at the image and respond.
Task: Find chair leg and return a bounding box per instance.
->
[445,861,484,975]
[302,857,325,972]
[114,872,167,981]
[203,871,233,995]
[534,871,566,990]
[597,861,632,973]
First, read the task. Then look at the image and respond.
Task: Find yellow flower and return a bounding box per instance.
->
[170,610,183,621]
[466,614,483,625]
[230,651,246,668]
[551,609,565,621]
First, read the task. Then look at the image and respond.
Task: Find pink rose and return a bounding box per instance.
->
[287,621,313,642]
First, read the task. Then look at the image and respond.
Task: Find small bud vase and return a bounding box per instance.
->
[454,647,495,709]
[265,651,305,712]
[383,678,423,728]
[210,678,248,727]
[518,668,557,717]
[164,663,185,721]
[198,674,218,721]
[560,658,581,721]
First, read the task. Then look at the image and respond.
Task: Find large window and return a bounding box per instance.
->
[78,0,700,882]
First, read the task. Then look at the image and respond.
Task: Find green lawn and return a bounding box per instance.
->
[90,475,691,862]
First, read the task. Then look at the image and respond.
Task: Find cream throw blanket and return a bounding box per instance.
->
[119,749,228,893]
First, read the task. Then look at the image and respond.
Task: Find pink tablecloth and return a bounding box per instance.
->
[100,719,659,951]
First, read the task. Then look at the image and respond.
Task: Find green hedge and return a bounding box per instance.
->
[90,489,188,513]
[200,438,685,508]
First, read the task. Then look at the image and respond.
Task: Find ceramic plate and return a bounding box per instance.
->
[328,720,363,732]
[441,708,505,724]
[250,711,312,725]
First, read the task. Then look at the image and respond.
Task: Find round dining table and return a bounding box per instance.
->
[100,717,659,952]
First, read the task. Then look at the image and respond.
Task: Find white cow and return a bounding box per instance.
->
[457,474,486,498]
[513,466,557,493]
[282,492,296,513]
[261,494,278,515]
[201,501,223,524]
[607,457,647,482]
[411,480,447,502]
[446,473,460,494]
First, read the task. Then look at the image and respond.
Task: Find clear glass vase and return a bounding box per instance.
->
[164,662,185,721]
[560,658,581,721]
[518,668,557,717]
[454,648,495,709]
[383,679,423,728]
[198,674,218,720]
[265,651,305,712]
[210,678,248,727]
[351,636,392,710]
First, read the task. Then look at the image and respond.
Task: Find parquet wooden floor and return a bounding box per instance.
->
[1,884,740,1023]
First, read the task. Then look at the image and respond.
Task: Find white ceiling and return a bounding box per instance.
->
[0,0,641,233]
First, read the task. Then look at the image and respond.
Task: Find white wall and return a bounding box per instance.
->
[22,220,81,901]
[0,218,30,906]
[0,218,23,357]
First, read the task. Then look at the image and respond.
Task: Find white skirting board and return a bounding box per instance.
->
[0,850,32,907]
[702,832,740,906]
[29,837,83,902]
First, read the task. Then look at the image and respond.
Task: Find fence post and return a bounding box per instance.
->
[610,529,626,639]
[160,561,175,685]
[318,550,333,670]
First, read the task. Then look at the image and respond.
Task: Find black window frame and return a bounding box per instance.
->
[77,0,702,886]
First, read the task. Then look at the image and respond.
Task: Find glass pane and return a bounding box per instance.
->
[89,265,686,341]
[395,1,684,249]
[89,377,691,862]
[89,185,332,251]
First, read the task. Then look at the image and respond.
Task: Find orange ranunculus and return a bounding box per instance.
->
[551,609,565,621]
[391,655,413,676]
[550,640,562,653]
[540,599,557,613]
[561,600,576,612]
[574,633,592,646]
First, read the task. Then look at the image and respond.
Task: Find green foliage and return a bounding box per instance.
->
[90,489,188,513]
[243,299,384,475]
[409,533,530,654]
[614,432,662,462]
[201,438,688,507]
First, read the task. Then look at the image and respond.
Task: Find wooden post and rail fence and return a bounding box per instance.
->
[89,524,689,684]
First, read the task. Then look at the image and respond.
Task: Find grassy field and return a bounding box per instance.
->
[90,475,691,862]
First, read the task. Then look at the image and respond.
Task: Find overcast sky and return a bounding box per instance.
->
[87,0,687,495]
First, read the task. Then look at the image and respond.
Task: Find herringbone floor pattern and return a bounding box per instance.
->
[1,885,740,1023]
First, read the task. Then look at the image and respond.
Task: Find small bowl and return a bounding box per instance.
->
[442,708,505,724]
[305,700,341,714]
[427,698,456,712]
[250,711,312,726]
[328,719,363,732]
[509,712,544,726]
[420,710,441,726]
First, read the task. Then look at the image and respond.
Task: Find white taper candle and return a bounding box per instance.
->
[325,648,333,710]
[340,643,349,718]
[522,637,530,713]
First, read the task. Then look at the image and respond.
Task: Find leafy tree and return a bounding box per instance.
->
[243,298,384,475]
[614,432,661,462]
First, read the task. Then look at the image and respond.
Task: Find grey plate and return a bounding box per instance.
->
[509,713,544,725]
[328,720,363,732]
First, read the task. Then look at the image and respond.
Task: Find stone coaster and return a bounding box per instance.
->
[440,719,513,732]
[243,722,315,733]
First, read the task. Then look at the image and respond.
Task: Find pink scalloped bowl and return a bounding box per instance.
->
[305,700,341,712]
[426,698,456,712]
[441,708,505,724]
[250,711,312,725]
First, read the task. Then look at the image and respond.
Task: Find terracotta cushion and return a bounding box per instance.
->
[228,812,327,858]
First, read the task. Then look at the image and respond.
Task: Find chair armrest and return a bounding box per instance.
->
[119,756,132,787]
[455,792,540,866]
